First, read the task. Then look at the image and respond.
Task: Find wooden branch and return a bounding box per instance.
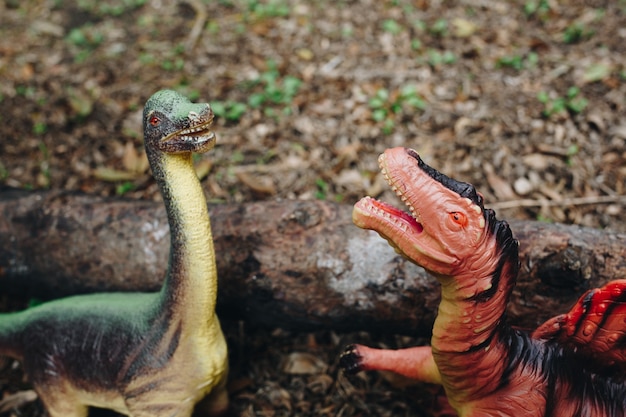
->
[1,189,625,335]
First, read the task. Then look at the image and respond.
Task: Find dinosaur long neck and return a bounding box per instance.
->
[150,151,217,328]
[431,234,518,406]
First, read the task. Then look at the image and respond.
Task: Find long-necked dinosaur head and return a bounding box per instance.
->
[143,90,216,155]
[354,147,517,279]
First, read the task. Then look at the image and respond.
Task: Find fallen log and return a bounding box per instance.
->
[1,188,625,335]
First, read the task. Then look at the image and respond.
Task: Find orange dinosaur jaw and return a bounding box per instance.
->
[352,147,492,274]
[353,196,423,235]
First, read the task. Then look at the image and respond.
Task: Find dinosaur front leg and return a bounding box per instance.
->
[340,344,441,383]
[36,388,89,417]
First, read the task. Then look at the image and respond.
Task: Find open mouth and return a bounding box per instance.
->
[352,149,461,269]
[176,114,215,143]
[176,114,215,144]
[160,112,216,152]
[354,152,424,235]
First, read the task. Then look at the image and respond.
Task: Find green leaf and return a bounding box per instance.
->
[372,108,388,122]
[382,19,403,35]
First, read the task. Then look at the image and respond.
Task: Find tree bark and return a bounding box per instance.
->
[1,188,625,334]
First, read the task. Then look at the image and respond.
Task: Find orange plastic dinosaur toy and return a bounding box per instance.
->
[340,147,626,416]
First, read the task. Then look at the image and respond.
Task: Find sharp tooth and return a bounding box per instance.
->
[478,217,485,228]
[472,205,482,215]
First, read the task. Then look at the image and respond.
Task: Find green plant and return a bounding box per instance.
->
[66,25,104,62]
[247,61,301,115]
[562,23,594,44]
[161,58,184,71]
[537,86,588,118]
[33,122,47,135]
[523,0,550,19]
[77,0,146,16]
[426,49,457,67]
[566,144,579,166]
[382,19,403,35]
[211,100,247,122]
[245,0,290,19]
[0,161,8,181]
[369,85,427,134]
[116,181,136,196]
[429,18,448,37]
[497,52,538,71]
[315,178,329,200]
[66,26,104,48]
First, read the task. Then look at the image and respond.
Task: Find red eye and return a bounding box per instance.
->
[449,212,468,227]
[149,116,160,126]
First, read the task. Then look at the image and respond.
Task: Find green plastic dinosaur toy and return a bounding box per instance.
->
[0,90,228,417]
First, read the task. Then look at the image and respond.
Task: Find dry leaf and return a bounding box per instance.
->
[236,171,277,196]
[0,390,38,413]
[484,163,517,200]
[122,141,148,174]
[452,18,477,38]
[281,352,327,375]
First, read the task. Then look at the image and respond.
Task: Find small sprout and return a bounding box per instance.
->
[33,122,47,135]
[382,19,403,35]
[315,178,329,200]
[429,18,449,37]
[523,0,551,19]
[563,23,593,44]
[211,101,247,122]
[411,39,422,50]
[538,87,588,118]
[230,151,245,164]
[116,181,136,196]
[497,52,538,71]
[566,144,579,157]
[427,49,457,67]
[246,0,290,19]
[369,85,427,134]
[245,61,301,115]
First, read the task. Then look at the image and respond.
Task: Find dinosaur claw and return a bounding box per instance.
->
[339,344,365,374]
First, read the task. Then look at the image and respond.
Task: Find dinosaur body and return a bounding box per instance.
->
[340,147,626,416]
[0,90,228,417]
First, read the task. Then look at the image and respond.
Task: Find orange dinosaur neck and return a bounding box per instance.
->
[430,241,518,405]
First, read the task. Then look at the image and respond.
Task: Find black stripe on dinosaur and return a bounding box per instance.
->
[543,345,626,417]
[569,290,596,338]
[494,329,626,416]
[407,148,485,209]
[122,312,183,382]
[468,210,520,304]
[20,312,141,391]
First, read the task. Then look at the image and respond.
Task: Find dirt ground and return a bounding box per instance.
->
[0,0,625,416]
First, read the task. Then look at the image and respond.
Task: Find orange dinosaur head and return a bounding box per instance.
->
[354,147,504,277]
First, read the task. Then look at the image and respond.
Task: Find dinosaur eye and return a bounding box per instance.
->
[149,116,161,126]
[449,212,468,228]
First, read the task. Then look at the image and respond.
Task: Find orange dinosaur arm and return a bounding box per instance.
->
[340,344,441,383]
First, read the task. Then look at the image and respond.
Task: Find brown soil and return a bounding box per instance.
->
[0,0,624,416]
